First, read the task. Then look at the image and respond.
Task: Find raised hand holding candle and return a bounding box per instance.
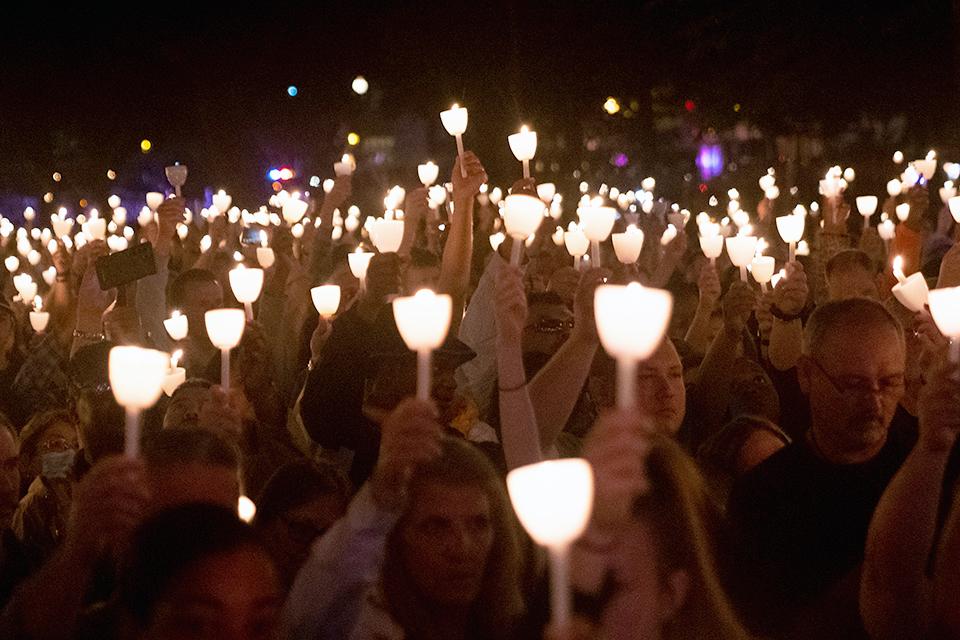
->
[856,195,878,229]
[204,309,246,391]
[508,125,538,179]
[334,154,356,177]
[29,296,49,333]
[348,248,374,291]
[751,256,775,293]
[392,289,452,401]
[507,459,593,634]
[145,192,165,212]
[564,223,589,270]
[109,346,169,457]
[578,206,617,267]
[440,104,469,178]
[594,282,673,409]
[892,255,906,284]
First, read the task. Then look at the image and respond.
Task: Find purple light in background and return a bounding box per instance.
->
[614,153,629,167]
[696,143,724,181]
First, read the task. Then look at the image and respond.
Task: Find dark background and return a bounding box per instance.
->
[0,1,956,210]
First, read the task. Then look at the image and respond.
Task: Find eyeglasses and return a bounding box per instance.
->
[808,358,904,398]
[525,318,575,334]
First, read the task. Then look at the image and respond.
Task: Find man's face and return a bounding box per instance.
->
[163,386,212,431]
[366,359,463,426]
[827,266,880,301]
[0,429,19,527]
[261,493,347,587]
[635,340,686,435]
[799,324,905,464]
[401,483,494,606]
[728,358,780,423]
[522,302,573,357]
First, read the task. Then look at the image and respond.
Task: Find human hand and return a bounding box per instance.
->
[757,291,774,339]
[774,261,808,316]
[155,197,185,256]
[822,196,850,233]
[582,409,651,533]
[403,187,430,223]
[495,264,527,348]
[102,305,141,345]
[197,385,247,442]
[370,398,443,508]
[722,280,757,336]
[905,185,930,231]
[64,455,150,557]
[451,151,488,202]
[509,177,537,198]
[75,242,115,324]
[697,261,721,310]
[309,315,332,364]
[918,360,960,453]
[52,240,70,278]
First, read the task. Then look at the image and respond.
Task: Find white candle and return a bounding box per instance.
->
[440,104,469,178]
[508,125,538,179]
[392,289,453,401]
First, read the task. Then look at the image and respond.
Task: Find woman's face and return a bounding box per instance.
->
[144,546,281,640]
[602,521,686,640]
[28,420,79,478]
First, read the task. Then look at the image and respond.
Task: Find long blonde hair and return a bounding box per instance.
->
[634,434,751,640]
[381,437,524,639]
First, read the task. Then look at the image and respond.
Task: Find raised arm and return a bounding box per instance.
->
[767,261,808,371]
[527,268,605,453]
[861,358,960,640]
[684,262,721,355]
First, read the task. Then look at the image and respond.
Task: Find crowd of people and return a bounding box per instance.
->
[0,143,955,640]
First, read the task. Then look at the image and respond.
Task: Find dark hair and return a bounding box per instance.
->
[825,249,878,281]
[169,377,213,402]
[167,268,220,311]
[143,428,238,472]
[382,437,523,639]
[117,504,273,624]
[0,411,16,442]
[19,409,77,461]
[253,460,351,526]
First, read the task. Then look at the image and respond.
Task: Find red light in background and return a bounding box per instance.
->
[698,183,708,193]
[685,100,696,112]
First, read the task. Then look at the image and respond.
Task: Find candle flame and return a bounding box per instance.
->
[171,349,183,370]
[32,296,41,312]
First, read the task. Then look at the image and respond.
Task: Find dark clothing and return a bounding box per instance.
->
[300,304,383,487]
[727,414,916,635]
[0,529,30,608]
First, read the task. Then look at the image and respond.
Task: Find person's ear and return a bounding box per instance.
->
[797,354,813,395]
[658,569,690,623]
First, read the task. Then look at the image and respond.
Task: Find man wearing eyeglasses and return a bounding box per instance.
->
[727,297,911,637]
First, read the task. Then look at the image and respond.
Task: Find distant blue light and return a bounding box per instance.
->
[267,168,282,181]
[696,143,724,181]
[287,85,298,97]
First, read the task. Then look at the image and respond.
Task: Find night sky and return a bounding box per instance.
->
[0,1,955,204]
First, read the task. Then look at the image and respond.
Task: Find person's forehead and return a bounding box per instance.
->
[639,340,681,369]
[171,387,211,406]
[819,325,904,367]
[409,483,490,519]
[184,281,223,302]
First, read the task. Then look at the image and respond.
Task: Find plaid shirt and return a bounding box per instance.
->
[12,333,71,418]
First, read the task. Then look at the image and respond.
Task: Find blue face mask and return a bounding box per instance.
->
[41,449,76,480]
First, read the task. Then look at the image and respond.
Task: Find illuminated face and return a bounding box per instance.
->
[144,547,281,640]
[164,386,212,431]
[799,324,905,464]
[635,341,686,435]
[401,483,494,607]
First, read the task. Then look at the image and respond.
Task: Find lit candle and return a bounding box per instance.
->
[440,103,469,178]
[109,346,169,457]
[311,285,342,318]
[229,265,265,322]
[928,286,960,363]
[212,190,232,215]
[508,125,538,179]
[165,164,188,198]
[775,214,805,263]
[348,248,374,291]
[162,349,187,396]
[490,231,506,253]
[751,256,775,293]
[725,235,759,282]
[145,192,165,212]
[418,161,439,187]
[282,197,309,225]
[371,219,404,254]
[507,459,594,634]
[594,282,673,409]
[204,309,246,391]
[896,203,910,222]
[856,195,878,229]
[949,196,960,223]
[392,289,453,401]
[334,154,356,177]
[892,255,906,284]
[29,296,49,333]
[536,183,556,204]
[611,225,645,264]
[578,206,617,267]
[164,310,189,341]
[502,195,545,265]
